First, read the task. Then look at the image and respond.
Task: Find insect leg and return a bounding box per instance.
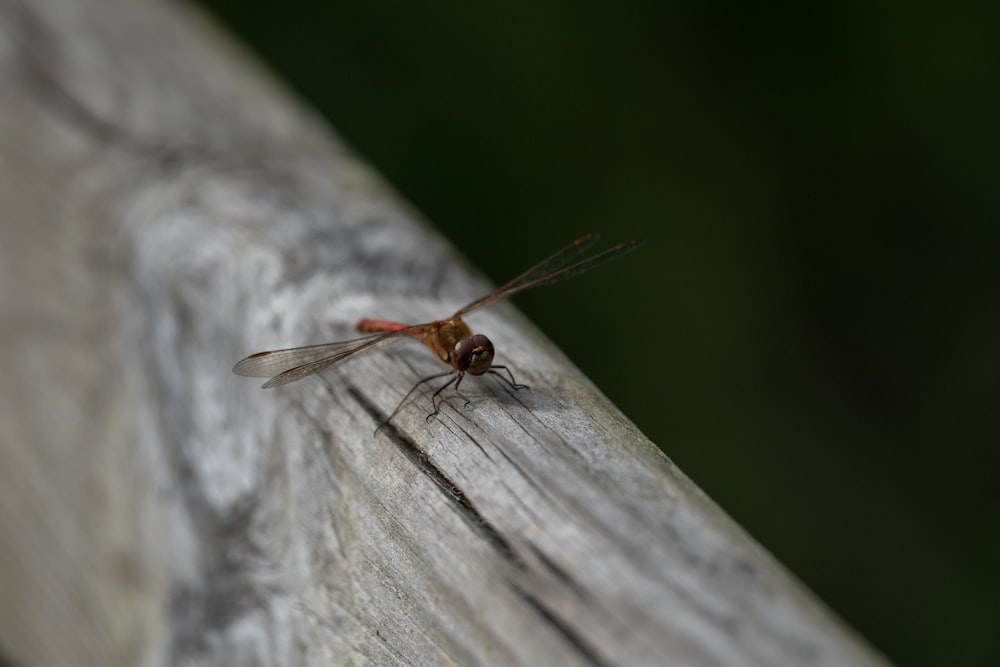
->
[487,365,529,391]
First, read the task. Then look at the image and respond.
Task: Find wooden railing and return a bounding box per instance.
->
[0,0,888,665]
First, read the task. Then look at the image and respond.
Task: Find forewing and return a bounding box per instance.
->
[233,325,424,388]
[455,236,646,316]
[232,336,381,377]
[454,234,599,316]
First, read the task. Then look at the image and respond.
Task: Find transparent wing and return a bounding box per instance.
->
[233,338,376,377]
[454,235,645,316]
[491,233,601,294]
[233,326,423,388]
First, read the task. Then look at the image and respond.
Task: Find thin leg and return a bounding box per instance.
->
[375,370,454,434]
[451,373,473,409]
[428,373,462,421]
[487,365,529,391]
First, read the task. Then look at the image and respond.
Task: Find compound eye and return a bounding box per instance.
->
[453,338,474,370]
[453,335,495,375]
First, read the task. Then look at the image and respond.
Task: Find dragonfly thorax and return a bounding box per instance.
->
[425,317,495,374]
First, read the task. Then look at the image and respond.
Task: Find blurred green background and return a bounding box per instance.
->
[194,0,999,664]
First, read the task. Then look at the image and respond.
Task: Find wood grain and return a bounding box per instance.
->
[0,0,888,665]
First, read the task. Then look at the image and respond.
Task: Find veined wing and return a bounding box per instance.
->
[233,326,422,388]
[492,233,601,294]
[454,234,645,317]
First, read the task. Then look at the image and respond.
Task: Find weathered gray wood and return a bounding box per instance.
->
[0,0,889,665]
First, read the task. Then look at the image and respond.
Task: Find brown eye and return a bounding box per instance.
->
[453,338,474,369]
[453,335,495,375]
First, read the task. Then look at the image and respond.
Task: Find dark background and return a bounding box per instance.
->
[193,1,999,664]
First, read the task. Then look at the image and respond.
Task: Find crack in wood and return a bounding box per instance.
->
[508,581,612,667]
[523,539,593,603]
[350,385,623,664]
[347,385,526,571]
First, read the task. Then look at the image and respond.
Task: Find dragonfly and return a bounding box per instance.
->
[233,233,645,422]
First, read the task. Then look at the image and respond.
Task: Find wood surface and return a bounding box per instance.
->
[0,0,888,665]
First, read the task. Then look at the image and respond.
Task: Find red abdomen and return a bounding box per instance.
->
[356,319,412,334]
